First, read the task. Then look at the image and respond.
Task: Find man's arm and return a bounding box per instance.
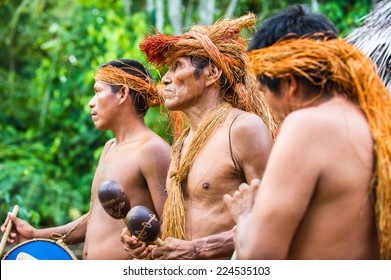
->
[140,137,170,218]
[234,112,324,259]
[230,113,274,183]
[149,229,235,260]
[2,213,89,245]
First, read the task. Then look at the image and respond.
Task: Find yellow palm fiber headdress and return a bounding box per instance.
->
[248,37,391,259]
[94,63,160,108]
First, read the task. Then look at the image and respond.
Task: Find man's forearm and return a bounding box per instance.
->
[35,213,89,244]
[193,229,235,259]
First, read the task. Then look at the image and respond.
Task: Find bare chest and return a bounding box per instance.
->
[172,132,244,201]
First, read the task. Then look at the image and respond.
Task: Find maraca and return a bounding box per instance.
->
[125,205,164,246]
[98,180,131,224]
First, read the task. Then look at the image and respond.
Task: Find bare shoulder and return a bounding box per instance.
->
[272,107,350,172]
[228,109,274,178]
[142,132,170,153]
[101,138,116,155]
[139,132,171,166]
[228,109,273,144]
[278,107,335,143]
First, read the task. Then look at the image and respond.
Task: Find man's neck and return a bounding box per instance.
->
[112,116,148,144]
[185,96,225,132]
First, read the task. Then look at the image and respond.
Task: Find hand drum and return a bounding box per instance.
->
[125,205,163,246]
[98,180,131,220]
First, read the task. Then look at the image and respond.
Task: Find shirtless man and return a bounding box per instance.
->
[224,36,391,259]
[120,14,274,260]
[1,59,170,259]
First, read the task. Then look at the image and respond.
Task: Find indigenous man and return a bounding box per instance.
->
[224,37,391,259]
[1,59,171,259]
[120,13,275,259]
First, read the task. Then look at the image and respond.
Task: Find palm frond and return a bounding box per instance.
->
[346,0,391,93]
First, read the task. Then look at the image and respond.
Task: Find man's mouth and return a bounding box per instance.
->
[163,90,175,99]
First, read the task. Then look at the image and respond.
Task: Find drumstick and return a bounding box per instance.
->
[0,205,19,256]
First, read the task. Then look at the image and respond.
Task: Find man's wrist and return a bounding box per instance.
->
[193,238,207,260]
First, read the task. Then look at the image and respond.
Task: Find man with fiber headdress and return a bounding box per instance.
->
[224,36,391,259]
[2,59,170,259]
[120,13,275,260]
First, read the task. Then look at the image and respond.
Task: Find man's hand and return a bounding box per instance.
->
[223,178,261,222]
[120,227,151,259]
[0,213,36,244]
[148,238,199,260]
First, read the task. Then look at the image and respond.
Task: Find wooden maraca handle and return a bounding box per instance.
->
[0,205,19,256]
[154,237,164,247]
[231,250,237,260]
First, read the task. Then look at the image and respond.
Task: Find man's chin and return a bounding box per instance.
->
[93,124,108,131]
[164,101,179,111]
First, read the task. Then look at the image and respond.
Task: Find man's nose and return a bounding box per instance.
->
[161,71,172,85]
[88,96,96,108]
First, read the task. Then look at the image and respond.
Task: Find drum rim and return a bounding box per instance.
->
[2,238,77,260]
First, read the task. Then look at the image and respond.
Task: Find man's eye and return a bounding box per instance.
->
[172,61,180,70]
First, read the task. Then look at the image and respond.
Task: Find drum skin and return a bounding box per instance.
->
[2,239,76,260]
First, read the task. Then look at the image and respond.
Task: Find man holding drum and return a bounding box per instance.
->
[1,59,171,259]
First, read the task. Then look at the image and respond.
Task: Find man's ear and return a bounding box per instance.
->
[119,86,131,105]
[205,63,223,86]
[287,74,298,97]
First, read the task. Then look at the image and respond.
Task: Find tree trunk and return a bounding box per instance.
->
[184,0,196,29]
[121,0,132,16]
[224,0,239,19]
[199,0,215,25]
[156,0,164,32]
[168,0,183,35]
[311,0,319,12]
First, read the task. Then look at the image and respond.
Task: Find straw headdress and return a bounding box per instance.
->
[94,61,160,108]
[248,37,391,259]
[140,13,277,139]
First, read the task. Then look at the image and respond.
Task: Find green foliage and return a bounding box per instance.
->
[319,0,372,36]
[0,0,168,227]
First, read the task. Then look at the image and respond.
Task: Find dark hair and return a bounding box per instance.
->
[251,5,338,97]
[189,56,230,94]
[258,75,326,98]
[248,5,338,51]
[101,59,152,116]
[189,56,210,79]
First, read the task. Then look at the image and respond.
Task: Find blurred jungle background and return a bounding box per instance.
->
[0,0,379,246]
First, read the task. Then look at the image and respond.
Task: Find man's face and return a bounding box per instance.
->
[161,57,208,111]
[258,82,289,122]
[89,80,120,130]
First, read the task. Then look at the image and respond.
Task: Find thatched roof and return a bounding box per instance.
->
[345,0,391,93]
